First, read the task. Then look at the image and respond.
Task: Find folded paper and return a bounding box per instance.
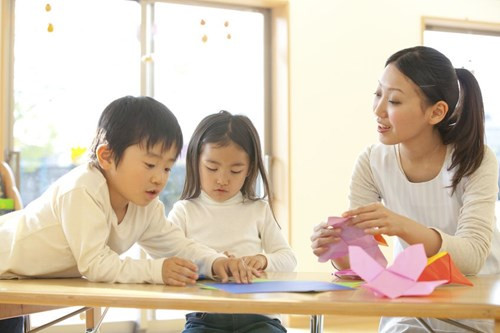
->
[418,251,473,286]
[318,216,388,267]
[349,244,447,299]
[334,268,362,280]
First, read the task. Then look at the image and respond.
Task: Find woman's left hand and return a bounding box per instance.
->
[342,202,407,237]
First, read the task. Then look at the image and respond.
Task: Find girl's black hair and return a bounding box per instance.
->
[182,110,277,222]
[386,46,485,192]
[89,96,183,167]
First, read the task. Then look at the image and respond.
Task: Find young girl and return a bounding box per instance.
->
[169,110,297,333]
[311,46,500,333]
[0,96,257,287]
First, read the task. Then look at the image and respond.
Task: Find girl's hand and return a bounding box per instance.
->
[161,257,199,286]
[342,202,406,237]
[223,251,235,258]
[241,254,267,270]
[212,257,260,283]
[310,221,342,258]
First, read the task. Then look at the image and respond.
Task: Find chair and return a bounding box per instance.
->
[0,161,23,210]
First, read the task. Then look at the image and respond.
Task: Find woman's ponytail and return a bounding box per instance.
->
[442,68,485,191]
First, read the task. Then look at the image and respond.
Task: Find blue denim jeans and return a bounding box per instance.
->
[183,313,287,333]
[0,316,24,333]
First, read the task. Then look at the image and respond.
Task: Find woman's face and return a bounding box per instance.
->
[373,63,436,146]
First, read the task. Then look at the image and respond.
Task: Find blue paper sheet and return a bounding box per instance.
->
[202,280,354,294]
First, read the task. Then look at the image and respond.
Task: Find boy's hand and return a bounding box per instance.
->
[161,257,199,286]
[212,257,260,284]
[241,254,267,270]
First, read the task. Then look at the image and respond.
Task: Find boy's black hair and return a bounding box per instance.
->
[89,96,183,167]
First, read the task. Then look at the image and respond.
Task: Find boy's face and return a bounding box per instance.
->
[199,141,249,202]
[104,142,177,213]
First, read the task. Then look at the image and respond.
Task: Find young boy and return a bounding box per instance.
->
[0,96,256,286]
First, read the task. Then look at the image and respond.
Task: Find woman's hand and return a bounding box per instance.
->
[212,257,261,283]
[310,221,342,258]
[311,221,350,270]
[342,202,407,237]
[343,202,442,257]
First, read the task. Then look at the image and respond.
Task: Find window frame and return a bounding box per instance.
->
[0,0,290,330]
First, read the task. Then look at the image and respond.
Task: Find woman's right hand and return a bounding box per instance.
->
[311,221,350,270]
[310,221,342,258]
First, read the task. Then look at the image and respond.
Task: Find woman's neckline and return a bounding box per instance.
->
[394,143,449,184]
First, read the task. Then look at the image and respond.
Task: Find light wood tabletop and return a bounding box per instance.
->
[0,272,499,332]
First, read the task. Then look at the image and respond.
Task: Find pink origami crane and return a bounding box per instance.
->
[349,244,448,299]
[318,216,388,267]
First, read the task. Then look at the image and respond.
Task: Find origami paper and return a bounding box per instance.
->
[349,244,447,299]
[333,268,363,280]
[418,251,473,286]
[318,216,388,267]
[200,280,354,294]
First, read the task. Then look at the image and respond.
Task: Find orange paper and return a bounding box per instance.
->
[374,234,388,246]
[418,252,473,286]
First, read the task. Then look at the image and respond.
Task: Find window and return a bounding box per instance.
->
[11,0,269,215]
[9,0,271,329]
[12,0,140,204]
[151,2,267,210]
[423,27,500,165]
[423,19,500,223]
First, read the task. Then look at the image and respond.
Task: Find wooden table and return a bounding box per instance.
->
[0,272,499,333]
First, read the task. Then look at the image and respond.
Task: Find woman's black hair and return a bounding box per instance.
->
[386,46,485,192]
[89,96,183,167]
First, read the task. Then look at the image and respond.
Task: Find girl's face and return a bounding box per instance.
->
[102,142,177,215]
[373,63,436,146]
[199,141,250,202]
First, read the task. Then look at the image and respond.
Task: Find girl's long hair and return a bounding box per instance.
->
[182,110,277,223]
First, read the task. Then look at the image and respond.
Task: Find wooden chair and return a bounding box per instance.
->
[0,161,22,210]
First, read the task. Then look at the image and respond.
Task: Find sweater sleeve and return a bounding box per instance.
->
[138,201,225,280]
[59,189,223,284]
[259,203,297,272]
[59,188,166,284]
[348,146,382,210]
[432,147,499,275]
[167,201,187,234]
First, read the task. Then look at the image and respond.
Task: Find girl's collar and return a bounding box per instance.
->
[199,190,244,205]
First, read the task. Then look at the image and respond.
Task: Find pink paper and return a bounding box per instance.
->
[349,244,447,299]
[318,216,387,267]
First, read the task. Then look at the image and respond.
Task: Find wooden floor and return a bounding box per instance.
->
[27,312,380,332]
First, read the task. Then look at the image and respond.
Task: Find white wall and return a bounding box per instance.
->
[288,0,500,272]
